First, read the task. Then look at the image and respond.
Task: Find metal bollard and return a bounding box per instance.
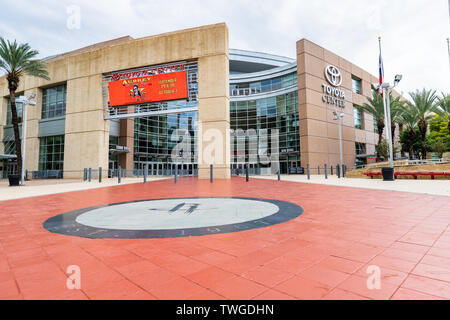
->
[318,166,320,175]
[210,164,213,183]
[343,165,346,178]
[307,164,310,180]
[325,164,328,179]
[331,165,333,176]
[99,167,102,183]
[246,164,249,182]
[83,168,87,181]
[144,164,147,184]
[118,167,121,184]
[88,168,92,182]
[278,169,281,181]
[175,165,178,184]
[337,164,341,178]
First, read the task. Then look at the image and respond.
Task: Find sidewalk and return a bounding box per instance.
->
[253,175,450,197]
[0,177,169,201]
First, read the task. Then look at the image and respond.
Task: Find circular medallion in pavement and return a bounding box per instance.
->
[43,197,303,239]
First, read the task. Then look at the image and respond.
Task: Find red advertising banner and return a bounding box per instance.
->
[108,71,188,107]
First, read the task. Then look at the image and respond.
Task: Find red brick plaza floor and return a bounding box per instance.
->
[0,177,449,300]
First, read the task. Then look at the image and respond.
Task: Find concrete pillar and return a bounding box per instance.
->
[197,48,230,179]
[63,75,109,179]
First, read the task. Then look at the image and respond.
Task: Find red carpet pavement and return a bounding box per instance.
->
[0,177,449,300]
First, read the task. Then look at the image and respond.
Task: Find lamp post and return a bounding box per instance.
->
[333,111,344,179]
[16,93,36,186]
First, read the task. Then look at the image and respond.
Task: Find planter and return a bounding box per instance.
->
[381,167,395,181]
[8,174,20,186]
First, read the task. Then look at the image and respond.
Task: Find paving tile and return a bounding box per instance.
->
[298,265,350,288]
[186,266,236,289]
[0,177,449,300]
[209,276,268,300]
[322,288,371,300]
[411,263,450,283]
[336,274,399,300]
[273,276,332,299]
[316,256,364,274]
[354,265,408,286]
[263,256,316,275]
[420,254,450,268]
[390,287,445,300]
[145,277,205,300]
[367,255,418,273]
[252,289,296,300]
[241,265,295,288]
[0,280,20,298]
[401,275,450,299]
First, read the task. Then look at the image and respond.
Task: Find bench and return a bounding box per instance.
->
[364,172,450,180]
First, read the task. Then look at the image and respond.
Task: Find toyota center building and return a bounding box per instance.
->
[0,23,389,180]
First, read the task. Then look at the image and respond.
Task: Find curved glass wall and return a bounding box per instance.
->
[230,91,300,174]
[230,72,297,96]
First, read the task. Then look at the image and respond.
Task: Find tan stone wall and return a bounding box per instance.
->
[297,39,397,172]
[0,23,230,179]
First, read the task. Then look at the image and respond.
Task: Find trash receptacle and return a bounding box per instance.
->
[381,167,395,181]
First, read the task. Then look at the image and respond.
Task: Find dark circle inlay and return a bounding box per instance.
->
[43,197,303,239]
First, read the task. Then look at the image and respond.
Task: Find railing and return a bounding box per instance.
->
[31,170,63,179]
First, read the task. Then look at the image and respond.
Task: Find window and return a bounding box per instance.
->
[354,106,363,130]
[355,142,366,155]
[38,135,64,171]
[6,98,23,125]
[352,76,362,94]
[373,115,378,133]
[42,84,67,119]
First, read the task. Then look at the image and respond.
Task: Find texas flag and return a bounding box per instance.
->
[378,37,384,97]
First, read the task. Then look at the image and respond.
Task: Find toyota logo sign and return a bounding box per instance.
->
[324,65,342,87]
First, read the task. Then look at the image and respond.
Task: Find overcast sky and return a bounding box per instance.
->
[1,0,449,96]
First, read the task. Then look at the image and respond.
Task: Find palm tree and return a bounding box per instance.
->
[435,92,450,135]
[407,89,439,159]
[361,91,402,160]
[389,96,406,149]
[360,91,386,158]
[0,38,49,178]
[399,106,419,159]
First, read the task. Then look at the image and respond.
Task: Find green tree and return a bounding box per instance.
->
[407,89,439,159]
[399,106,420,159]
[361,91,396,160]
[0,38,49,178]
[389,96,406,148]
[428,114,450,153]
[399,128,421,159]
[435,93,450,135]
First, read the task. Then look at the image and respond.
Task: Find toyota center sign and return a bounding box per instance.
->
[322,65,346,108]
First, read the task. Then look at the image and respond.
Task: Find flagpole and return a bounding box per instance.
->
[378,36,393,168]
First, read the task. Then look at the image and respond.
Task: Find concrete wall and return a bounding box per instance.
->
[0,23,230,179]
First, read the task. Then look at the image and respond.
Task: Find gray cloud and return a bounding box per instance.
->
[0,0,449,95]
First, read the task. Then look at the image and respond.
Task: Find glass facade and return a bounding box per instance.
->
[230,73,297,96]
[38,135,65,171]
[354,106,363,130]
[352,77,362,94]
[6,98,23,125]
[42,84,67,119]
[355,142,366,155]
[230,91,300,174]
[133,108,198,171]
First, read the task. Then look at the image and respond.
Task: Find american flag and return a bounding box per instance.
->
[378,37,384,97]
